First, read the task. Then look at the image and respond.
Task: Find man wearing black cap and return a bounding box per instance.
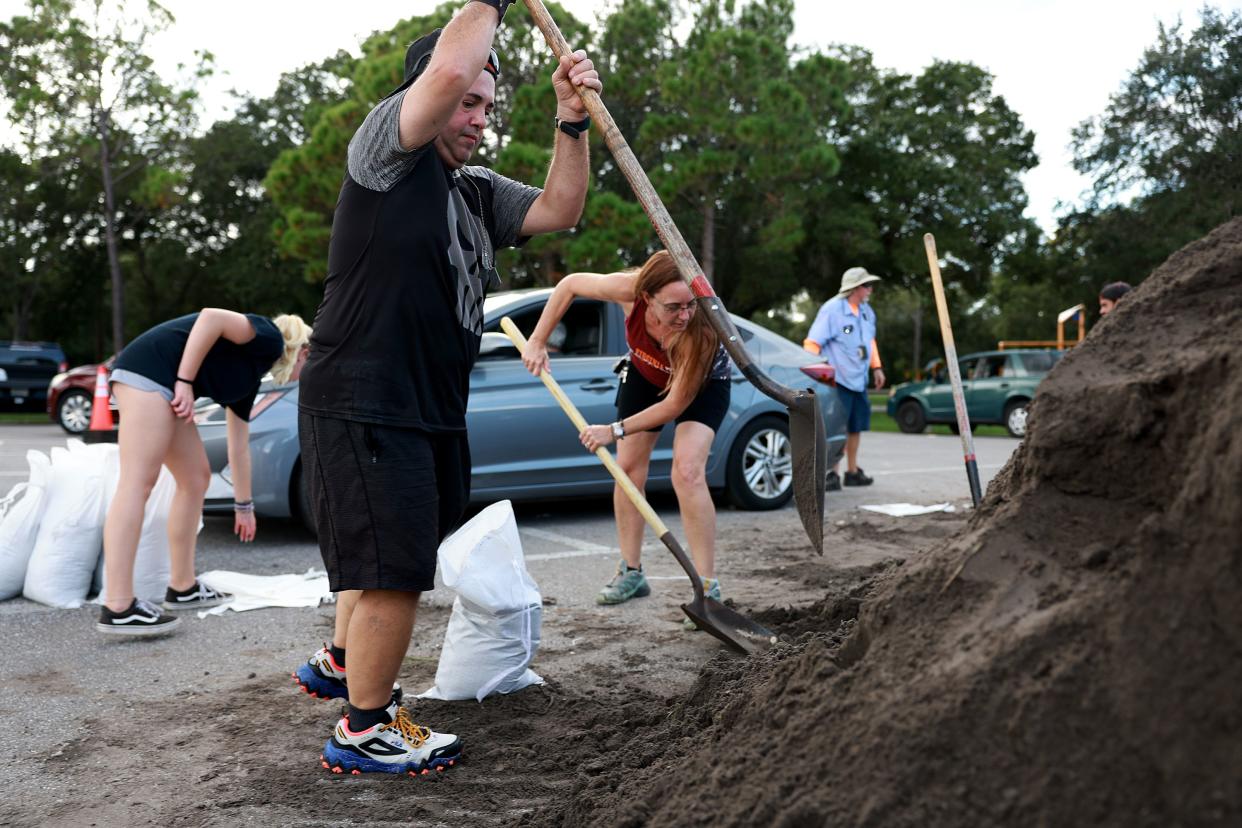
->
[293,0,601,776]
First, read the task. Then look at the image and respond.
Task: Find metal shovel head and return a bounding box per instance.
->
[682,597,778,656]
[788,389,828,555]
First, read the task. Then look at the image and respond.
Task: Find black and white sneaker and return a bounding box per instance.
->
[162,580,233,611]
[96,599,182,637]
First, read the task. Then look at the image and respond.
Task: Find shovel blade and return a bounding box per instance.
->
[788,389,827,555]
[682,597,778,656]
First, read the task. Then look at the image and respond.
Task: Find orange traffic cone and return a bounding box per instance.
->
[83,364,118,444]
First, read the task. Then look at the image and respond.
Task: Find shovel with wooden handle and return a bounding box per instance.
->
[520,0,828,555]
[502,317,777,656]
[923,233,983,506]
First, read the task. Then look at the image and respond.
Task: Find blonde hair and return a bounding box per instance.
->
[270,314,312,384]
[633,250,719,397]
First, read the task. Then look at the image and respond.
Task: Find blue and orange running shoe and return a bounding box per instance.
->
[293,645,403,702]
[321,705,462,777]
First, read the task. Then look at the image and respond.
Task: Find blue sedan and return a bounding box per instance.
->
[196,289,846,532]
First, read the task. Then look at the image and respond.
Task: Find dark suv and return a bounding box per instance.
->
[0,341,68,411]
[886,348,1065,438]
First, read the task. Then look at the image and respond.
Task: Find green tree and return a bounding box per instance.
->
[0,0,209,352]
[1063,6,1242,290]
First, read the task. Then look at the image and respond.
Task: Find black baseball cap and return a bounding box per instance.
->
[384,29,501,100]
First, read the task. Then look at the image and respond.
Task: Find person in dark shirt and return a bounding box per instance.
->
[520,251,731,627]
[292,0,601,777]
[97,309,311,637]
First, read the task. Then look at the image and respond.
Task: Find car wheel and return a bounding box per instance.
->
[895,400,926,434]
[293,462,317,538]
[726,416,794,511]
[57,389,93,434]
[1004,400,1029,438]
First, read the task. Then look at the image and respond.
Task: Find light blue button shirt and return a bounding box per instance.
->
[806,296,877,392]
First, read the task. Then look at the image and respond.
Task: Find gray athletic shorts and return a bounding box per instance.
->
[110,369,174,402]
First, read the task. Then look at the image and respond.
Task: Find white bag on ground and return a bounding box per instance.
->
[0,451,52,600]
[23,443,116,608]
[99,466,174,604]
[420,500,544,702]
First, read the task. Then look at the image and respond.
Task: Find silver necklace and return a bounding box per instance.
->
[456,171,494,271]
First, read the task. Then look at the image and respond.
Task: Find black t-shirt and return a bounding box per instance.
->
[112,313,284,421]
[299,92,541,432]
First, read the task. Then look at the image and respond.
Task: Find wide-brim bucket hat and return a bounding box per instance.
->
[838,266,882,295]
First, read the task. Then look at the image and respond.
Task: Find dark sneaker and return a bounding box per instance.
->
[293,644,403,703]
[162,580,232,611]
[826,470,842,491]
[843,468,874,486]
[683,578,722,631]
[320,705,461,777]
[596,562,650,605]
[96,599,182,637]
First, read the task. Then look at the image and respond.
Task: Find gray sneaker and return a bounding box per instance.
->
[596,562,650,605]
[682,578,722,631]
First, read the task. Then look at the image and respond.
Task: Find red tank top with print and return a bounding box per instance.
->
[625,295,672,387]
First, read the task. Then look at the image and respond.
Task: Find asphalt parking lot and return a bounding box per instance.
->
[0,422,1018,773]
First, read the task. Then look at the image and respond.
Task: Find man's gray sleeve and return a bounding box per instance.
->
[484,168,543,248]
[346,93,431,192]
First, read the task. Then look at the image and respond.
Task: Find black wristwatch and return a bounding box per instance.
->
[556,115,591,140]
[469,0,514,22]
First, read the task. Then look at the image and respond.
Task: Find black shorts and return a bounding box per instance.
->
[299,412,470,593]
[616,363,731,433]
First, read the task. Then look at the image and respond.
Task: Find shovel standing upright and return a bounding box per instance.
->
[519,0,828,555]
[923,234,983,506]
[501,318,777,656]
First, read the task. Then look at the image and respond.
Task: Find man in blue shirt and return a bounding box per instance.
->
[804,267,886,489]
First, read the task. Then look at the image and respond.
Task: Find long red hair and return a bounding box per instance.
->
[632,251,719,396]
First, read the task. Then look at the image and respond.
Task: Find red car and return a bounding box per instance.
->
[47,357,118,434]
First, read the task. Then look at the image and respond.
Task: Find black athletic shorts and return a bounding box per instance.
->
[616,362,731,433]
[299,412,470,593]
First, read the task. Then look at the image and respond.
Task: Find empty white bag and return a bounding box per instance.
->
[23,443,116,608]
[421,500,544,702]
[0,451,52,600]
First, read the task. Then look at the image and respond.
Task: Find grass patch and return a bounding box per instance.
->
[0,412,49,425]
[869,410,1010,438]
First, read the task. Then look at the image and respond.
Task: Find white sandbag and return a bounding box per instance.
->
[437,500,540,613]
[0,451,52,600]
[420,501,544,701]
[419,597,543,702]
[99,466,174,604]
[23,444,115,608]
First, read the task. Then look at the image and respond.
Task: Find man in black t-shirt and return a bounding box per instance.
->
[296,0,602,776]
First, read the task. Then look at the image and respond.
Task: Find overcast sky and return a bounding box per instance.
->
[4,0,1237,233]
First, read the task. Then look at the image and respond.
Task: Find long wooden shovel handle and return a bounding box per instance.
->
[923,234,983,506]
[500,317,669,536]
[522,0,771,389]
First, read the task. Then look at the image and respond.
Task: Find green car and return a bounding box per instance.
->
[885,349,1065,438]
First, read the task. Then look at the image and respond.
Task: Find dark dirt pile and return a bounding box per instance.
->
[532,219,1242,827]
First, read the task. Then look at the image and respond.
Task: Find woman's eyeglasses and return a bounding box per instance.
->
[657,300,697,315]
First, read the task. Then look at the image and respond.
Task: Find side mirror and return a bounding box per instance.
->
[477,331,520,360]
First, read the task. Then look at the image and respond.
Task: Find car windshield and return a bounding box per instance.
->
[1020,351,1065,374]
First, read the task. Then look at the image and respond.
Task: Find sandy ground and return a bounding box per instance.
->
[0,502,955,828]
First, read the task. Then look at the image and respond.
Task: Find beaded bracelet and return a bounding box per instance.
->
[233,500,255,513]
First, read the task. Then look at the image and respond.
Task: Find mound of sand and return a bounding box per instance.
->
[537,218,1242,826]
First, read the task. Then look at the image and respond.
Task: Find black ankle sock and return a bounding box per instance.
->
[626,565,641,572]
[329,645,346,668]
[167,582,199,597]
[348,703,393,732]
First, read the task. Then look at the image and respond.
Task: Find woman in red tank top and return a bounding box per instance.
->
[523,251,731,623]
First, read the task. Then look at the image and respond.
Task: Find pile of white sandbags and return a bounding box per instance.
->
[0,439,174,608]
